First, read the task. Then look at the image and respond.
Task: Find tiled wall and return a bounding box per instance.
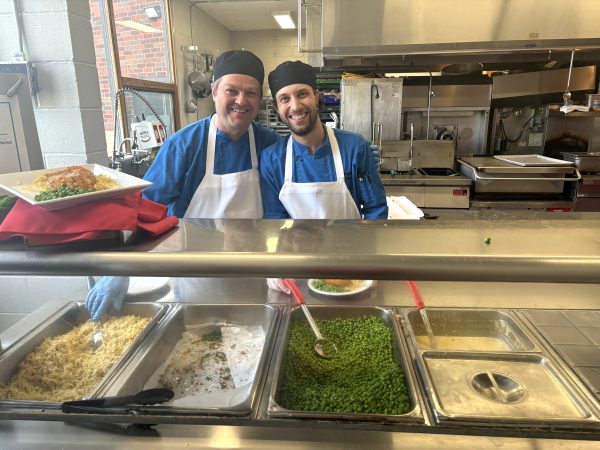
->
[0,276,88,333]
[231,30,307,97]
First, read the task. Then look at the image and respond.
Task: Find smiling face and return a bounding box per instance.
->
[212,74,261,140]
[274,83,320,137]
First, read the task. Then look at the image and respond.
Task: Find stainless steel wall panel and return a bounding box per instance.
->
[340,78,402,141]
[322,0,600,57]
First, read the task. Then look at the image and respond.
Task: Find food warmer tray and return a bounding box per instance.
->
[95,304,280,417]
[401,308,541,353]
[0,302,169,409]
[267,305,424,424]
[399,307,598,428]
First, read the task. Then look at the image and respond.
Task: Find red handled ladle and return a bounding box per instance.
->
[283,279,338,359]
[406,281,437,348]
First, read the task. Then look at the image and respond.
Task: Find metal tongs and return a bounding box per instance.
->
[283,279,338,359]
[61,388,174,414]
[88,276,104,351]
[406,280,437,348]
[92,319,104,351]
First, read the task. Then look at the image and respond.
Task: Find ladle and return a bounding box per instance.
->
[283,279,338,359]
[406,280,437,348]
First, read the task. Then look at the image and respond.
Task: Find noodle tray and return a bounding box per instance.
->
[0,302,168,407]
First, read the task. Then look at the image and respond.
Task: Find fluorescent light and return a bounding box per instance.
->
[272,11,295,29]
[115,20,161,34]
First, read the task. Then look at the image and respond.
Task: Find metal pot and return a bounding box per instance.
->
[187,68,206,92]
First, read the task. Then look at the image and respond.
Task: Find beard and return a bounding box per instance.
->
[281,106,320,137]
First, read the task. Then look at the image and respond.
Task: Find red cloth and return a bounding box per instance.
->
[0,192,178,244]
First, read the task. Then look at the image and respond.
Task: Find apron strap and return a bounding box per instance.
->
[326,127,345,181]
[207,115,257,174]
[206,115,218,175]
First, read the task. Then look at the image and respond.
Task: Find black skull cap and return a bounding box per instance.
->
[213,50,264,85]
[268,60,317,96]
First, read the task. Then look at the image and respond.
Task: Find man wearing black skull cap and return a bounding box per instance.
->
[142,49,277,219]
[259,60,388,220]
[86,50,278,322]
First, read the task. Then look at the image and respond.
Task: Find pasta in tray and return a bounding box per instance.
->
[0,315,150,402]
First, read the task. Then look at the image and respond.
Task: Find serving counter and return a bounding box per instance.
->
[2,217,600,449]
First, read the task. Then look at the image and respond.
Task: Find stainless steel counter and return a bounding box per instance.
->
[2,218,600,448]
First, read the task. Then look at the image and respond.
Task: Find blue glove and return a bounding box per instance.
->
[85,276,130,321]
[370,144,381,168]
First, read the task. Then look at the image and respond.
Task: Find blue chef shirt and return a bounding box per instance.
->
[143,115,278,217]
[259,128,388,219]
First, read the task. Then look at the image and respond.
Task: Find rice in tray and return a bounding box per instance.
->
[0,315,151,402]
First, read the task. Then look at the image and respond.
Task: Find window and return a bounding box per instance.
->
[89,0,179,160]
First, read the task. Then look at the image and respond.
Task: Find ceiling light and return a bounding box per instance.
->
[272,11,295,29]
[115,20,161,34]
[144,6,162,19]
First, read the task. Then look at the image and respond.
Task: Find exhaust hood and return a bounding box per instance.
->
[320,0,600,70]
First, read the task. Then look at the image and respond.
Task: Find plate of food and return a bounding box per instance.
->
[308,279,374,297]
[0,164,152,211]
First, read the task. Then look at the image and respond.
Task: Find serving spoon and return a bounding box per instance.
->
[283,279,338,359]
[406,280,437,348]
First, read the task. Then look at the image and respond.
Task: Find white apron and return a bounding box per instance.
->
[184,115,263,219]
[278,127,361,219]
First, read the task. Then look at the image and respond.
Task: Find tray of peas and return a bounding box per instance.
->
[267,306,425,423]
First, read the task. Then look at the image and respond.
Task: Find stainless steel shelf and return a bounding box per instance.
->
[2,217,600,283]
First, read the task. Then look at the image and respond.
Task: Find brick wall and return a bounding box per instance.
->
[89,0,169,150]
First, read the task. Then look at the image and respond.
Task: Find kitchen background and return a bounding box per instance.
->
[1,0,600,331]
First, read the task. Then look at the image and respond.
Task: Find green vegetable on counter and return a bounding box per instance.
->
[279,315,411,415]
[311,279,350,293]
[34,184,92,202]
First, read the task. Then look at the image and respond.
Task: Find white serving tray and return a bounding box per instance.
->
[0,164,152,211]
[493,154,573,167]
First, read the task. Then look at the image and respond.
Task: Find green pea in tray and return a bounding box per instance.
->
[268,306,423,423]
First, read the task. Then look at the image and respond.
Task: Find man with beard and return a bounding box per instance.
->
[259,60,388,220]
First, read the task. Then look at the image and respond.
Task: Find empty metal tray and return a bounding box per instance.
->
[0,302,167,406]
[403,309,539,352]
[419,351,595,427]
[268,306,423,423]
[97,304,279,416]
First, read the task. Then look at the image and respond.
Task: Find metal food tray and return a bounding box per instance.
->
[267,306,424,423]
[493,154,574,167]
[96,304,280,416]
[417,351,597,428]
[457,157,578,194]
[561,152,600,173]
[0,302,167,407]
[402,308,540,353]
